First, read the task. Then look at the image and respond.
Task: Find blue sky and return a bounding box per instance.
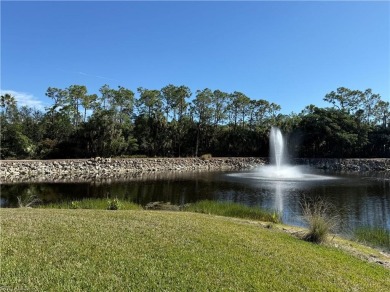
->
[1,1,389,114]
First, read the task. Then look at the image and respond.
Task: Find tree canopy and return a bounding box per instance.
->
[1,85,389,159]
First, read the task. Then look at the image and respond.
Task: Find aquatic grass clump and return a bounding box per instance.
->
[17,194,41,208]
[40,198,142,210]
[354,226,390,251]
[184,200,281,223]
[301,198,339,244]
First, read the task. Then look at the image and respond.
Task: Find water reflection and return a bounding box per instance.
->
[1,170,389,232]
[274,182,283,213]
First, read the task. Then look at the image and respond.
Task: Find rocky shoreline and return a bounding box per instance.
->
[1,157,389,183]
[0,157,265,183]
[294,158,390,172]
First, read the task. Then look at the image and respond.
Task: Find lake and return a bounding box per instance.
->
[1,169,389,233]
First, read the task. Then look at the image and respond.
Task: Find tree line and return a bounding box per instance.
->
[1,85,389,159]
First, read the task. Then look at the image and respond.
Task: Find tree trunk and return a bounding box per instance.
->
[195,123,200,157]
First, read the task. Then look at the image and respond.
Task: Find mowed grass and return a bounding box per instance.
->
[1,209,390,291]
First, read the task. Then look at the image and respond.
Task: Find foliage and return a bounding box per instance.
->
[296,107,369,157]
[82,109,131,157]
[1,85,389,159]
[184,200,281,223]
[1,209,389,291]
[300,197,340,244]
[106,198,122,210]
[70,201,80,209]
[354,226,390,251]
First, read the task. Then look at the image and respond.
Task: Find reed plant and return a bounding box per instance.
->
[184,200,281,223]
[17,194,41,208]
[301,197,339,244]
[354,226,390,251]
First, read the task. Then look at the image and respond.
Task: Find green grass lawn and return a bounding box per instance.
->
[1,208,389,291]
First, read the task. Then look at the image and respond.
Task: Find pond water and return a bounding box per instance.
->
[1,169,389,233]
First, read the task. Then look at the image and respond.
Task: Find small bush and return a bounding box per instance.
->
[301,197,339,244]
[107,198,122,210]
[70,201,80,209]
[200,153,212,160]
[354,226,390,251]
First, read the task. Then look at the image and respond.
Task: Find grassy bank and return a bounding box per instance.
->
[38,199,280,223]
[1,209,389,291]
[184,200,281,223]
[40,198,142,210]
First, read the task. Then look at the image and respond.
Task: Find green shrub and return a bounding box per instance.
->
[301,198,339,244]
[70,201,80,209]
[354,226,390,251]
[107,198,122,210]
[184,200,281,223]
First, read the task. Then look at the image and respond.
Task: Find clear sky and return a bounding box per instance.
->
[1,1,389,114]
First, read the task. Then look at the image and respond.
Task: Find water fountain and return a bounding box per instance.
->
[270,126,284,168]
[256,126,307,180]
[229,126,335,181]
[226,126,336,213]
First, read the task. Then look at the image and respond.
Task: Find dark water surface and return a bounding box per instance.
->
[1,169,389,232]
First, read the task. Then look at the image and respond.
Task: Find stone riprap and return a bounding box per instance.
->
[1,157,389,184]
[0,157,265,183]
[294,158,390,172]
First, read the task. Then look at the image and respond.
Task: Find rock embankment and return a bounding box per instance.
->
[294,158,390,172]
[0,157,265,183]
[1,157,389,184]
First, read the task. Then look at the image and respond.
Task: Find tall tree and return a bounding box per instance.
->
[212,90,228,126]
[67,85,87,128]
[81,94,98,122]
[228,91,251,127]
[193,88,214,156]
[1,93,18,122]
[374,100,389,128]
[111,86,135,124]
[175,85,191,121]
[45,87,68,111]
[0,96,36,158]
[323,87,362,114]
[136,87,163,118]
[99,84,115,110]
[83,109,128,157]
[360,89,381,124]
[161,84,177,120]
